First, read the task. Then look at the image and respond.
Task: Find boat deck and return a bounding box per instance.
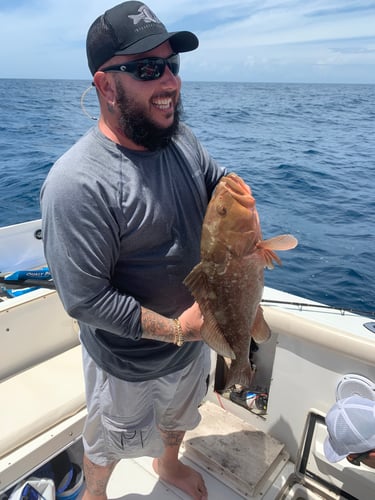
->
[107,455,246,499]
[83,402,292,500]
[98,450,293,499]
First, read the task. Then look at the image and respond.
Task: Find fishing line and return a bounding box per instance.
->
[1,274,373,317]
[80,83,98,121]
[261,299,375,318]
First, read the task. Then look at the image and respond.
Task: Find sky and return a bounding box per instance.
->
[1,0,375,83]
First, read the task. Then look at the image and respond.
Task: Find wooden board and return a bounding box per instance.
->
[183,401,288,498]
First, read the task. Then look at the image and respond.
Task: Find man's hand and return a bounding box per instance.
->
[178,302,204,341]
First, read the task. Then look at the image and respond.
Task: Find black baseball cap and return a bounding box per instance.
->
[86,1,199,75]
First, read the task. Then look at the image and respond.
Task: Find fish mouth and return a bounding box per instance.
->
[222,174,255,209]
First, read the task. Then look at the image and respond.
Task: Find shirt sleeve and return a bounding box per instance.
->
[40,160,142,341]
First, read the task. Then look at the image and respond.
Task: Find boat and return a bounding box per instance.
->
[1,219,374,499]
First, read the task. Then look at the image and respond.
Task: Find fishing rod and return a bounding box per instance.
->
[1,275,374,318]
[0,276,56,290]
[261,299,375,318]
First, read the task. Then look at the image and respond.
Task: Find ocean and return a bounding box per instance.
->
[0,79,374,315]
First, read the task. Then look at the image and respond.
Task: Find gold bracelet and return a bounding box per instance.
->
[173,318,184,347]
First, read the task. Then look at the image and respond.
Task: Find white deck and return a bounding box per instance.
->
[107,455,247,499]
[104,452,293,500]
[94,401,293,500]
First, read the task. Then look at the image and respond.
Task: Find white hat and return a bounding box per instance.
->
[324,395,375,463]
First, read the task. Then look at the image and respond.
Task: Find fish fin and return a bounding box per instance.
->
[259,234,298,251]
[263,249,281,269]
[201,307,236,360]
[257,234,298,269]
[224,359,255,390]
[251,306,271,343]
[184,263,236,359]
[183,262,204,293]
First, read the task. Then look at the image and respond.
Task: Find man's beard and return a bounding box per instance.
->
[115,81,182,151]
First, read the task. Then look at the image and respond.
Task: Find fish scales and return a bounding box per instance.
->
[184,173,297,389]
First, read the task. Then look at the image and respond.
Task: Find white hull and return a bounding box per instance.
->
[1,220,374,499]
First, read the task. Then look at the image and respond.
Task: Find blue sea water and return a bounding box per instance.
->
[0,79,374,315]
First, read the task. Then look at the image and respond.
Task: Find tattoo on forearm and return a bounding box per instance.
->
[141,308,175,343]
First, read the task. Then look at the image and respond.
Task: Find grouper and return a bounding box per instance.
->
[184,173,298,389]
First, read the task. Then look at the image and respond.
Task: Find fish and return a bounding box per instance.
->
[184,173,298,389]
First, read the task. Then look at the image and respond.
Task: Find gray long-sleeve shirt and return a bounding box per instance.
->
[41,124,226,381]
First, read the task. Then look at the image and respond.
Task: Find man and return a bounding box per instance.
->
[324,395,375,469]
[41,2,226,499]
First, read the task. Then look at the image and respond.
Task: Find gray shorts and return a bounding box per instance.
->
[81,344,211,466]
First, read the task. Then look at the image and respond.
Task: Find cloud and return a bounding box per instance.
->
[0,0,374,82]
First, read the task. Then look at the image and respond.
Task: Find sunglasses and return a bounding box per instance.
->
[101,53,180,81]
[347,450,372,466]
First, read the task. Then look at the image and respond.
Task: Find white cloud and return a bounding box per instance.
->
[0,0,374,82]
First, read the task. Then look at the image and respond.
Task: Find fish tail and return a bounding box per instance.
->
[224,360,255,390]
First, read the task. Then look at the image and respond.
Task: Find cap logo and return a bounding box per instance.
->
[128,5,161,26]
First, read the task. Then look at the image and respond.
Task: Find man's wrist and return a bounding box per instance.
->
[173,318,184,347]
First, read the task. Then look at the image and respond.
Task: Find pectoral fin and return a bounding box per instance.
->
[260,234,298,251]
[257,234,298,269]
[251,305,271,343]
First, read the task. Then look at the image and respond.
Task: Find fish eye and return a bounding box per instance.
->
[217,205,227,216]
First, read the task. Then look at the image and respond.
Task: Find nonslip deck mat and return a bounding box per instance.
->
[183,401,287,498]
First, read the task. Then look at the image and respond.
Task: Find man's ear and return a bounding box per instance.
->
[93,71,116,104]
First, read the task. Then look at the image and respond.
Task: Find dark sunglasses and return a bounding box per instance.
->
[101,53,180,81]
[347,450,372,466]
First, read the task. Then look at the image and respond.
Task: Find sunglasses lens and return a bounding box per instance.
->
[167,54,180,76]
[136,61,164,81]
[136,55,180,81]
